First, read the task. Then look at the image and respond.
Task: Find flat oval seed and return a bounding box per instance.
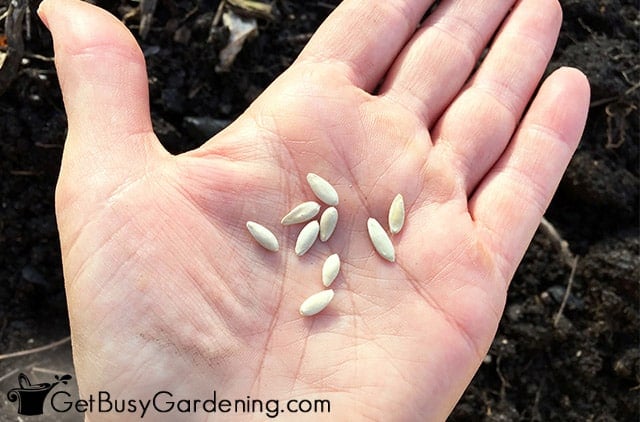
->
[295,220,320,256]
[299,289,335,316]
[367,218,395,262]
[322,254,340,287]
[281,201,321,225]
[246,221,279,252]
[306,173,339,206]
[388,194,405,234]
[319,207,338,242]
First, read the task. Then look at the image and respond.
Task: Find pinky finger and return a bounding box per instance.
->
[469,67,590,281]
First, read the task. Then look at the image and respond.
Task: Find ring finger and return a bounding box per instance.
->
[431,0,563,196]
[378,0,517,126]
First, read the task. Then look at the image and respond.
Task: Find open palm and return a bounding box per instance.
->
[41,0,589,420]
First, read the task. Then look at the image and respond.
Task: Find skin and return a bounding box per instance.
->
[38,0,590,420]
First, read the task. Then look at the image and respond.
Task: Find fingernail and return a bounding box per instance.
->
[37,0,51,29]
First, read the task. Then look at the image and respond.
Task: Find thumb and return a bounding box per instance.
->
[38,0,163,181]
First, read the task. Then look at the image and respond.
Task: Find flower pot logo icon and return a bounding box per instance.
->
[7,373,72,416]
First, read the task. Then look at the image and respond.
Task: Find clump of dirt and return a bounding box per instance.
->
[0,0,637,420]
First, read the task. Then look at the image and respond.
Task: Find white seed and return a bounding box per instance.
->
[299,289,335,316]
[322,253,341,287]
[295,220,320,256]
[281,201,321,225]
[306,173,339,206]
[319,207,338,242]
[367,218,395,262]
[246,221,279,252]
[388,194,405,234]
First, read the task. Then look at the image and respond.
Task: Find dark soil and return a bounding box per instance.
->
[0,0,638,420]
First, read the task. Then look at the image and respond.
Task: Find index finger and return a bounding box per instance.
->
[297,0,434,91]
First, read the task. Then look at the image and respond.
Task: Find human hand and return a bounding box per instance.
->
[39,0,589,420]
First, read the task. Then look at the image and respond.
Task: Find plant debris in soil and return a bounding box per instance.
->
[0,0,638,420]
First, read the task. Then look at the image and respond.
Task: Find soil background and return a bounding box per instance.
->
[0,0,638,420]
